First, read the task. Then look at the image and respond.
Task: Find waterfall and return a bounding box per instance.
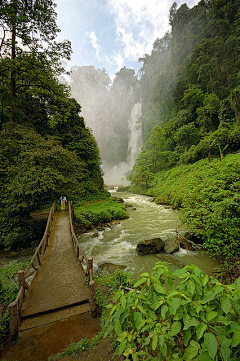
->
[127,102,142,168]
[102,101,142,185]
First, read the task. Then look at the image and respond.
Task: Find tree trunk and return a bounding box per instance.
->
[10,0,17,123]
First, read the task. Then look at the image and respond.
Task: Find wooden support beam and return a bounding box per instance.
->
[8,301,19,341]
[89,280,97,318]
[18,270,25,298]
[87,257,93,281]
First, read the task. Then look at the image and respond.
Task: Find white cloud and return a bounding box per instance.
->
[107,0,199,65]
[108,0,171,62]
[86,31,101,61]
[113,52,125,69]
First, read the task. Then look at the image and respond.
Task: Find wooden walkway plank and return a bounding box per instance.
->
[21,210,89,322]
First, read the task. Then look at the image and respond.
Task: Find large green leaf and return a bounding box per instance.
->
[120,294,126,309]
[152,335,158,351]
[204,332,218,360]
[231,330,240,347]
[196,322,207,340]
[183,340,200,361]
[153,282,166,294]
[169,297,182,314]
[134,312,145,330]
[183,317,198,330]
[168,321,181,337]
[220,295,232,314]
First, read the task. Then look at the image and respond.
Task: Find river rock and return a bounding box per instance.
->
[125,203,133,208]
[112,197,124,203]
[180,231,203,249]
[98,263,127,274]
[163,205,176,210]
[137,238,165,256]
[180,238,199,251]
[164,236,179,254]
[92,232,99,238]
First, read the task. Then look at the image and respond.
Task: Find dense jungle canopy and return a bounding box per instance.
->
[131,0,240,181]
[127,0,240,261]
[0,0,106,248]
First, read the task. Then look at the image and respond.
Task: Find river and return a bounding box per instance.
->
[78,191,218,278]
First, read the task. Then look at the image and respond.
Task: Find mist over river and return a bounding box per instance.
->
[78,191,218,278]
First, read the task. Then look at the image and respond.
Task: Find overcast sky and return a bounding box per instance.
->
[55,0,199,77]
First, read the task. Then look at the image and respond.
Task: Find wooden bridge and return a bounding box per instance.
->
[8,202,97,340]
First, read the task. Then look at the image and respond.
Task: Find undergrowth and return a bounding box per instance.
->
[145,154,240,260]
[74,198,129,230]
[103,262,240,361]
[48,334,101,360]
[0,261,29,351]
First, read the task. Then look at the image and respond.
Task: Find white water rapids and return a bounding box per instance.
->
[78,192,218,278]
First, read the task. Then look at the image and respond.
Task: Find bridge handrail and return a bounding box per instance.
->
[8,201,58,339]
[68,202,87,266]
[24,202,58,278]
[68,202,96,317]
[8,200,97,341]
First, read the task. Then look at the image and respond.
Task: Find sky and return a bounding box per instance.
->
[55,0,199,78]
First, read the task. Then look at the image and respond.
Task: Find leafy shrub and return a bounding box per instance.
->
[147,154,240,259]
[74,199,128,228]
[95,268,134,314]
[104,262,240,361]
[0,261,28,350]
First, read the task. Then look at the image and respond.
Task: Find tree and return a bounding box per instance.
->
[0,0,72,122]
[230,86,240,125]
[197,93,220,131]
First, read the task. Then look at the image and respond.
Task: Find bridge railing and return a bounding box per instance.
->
[24,202,58,280]
[68,202,97,317]
[8,201,58,340]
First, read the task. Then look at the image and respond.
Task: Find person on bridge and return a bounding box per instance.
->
[60,196,67,210]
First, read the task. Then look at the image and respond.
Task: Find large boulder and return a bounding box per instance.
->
[112,197,124,203]
[164,236,179,254]
[179,232,202,250]
[137,238,164,256]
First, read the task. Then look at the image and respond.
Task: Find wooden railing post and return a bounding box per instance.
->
[8,302,18,341]
[18,270,25,299]
[87,257,93,281]
[89,280,97,318]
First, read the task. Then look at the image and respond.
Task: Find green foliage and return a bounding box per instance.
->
[0,121,105,248]
[103,262,240,361]
[0,261,28,350]
[74,199,129,229]
[147,154,240,259]
[137,0,240,182]
[0,0,106,250]
[95,268,134,315]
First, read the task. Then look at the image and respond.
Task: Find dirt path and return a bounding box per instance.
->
[1,313,101,361]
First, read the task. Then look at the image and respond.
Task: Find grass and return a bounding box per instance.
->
[73,198,129,229]
[48,334,101,360]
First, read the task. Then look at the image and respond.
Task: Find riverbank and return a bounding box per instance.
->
[129,154,240,280]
